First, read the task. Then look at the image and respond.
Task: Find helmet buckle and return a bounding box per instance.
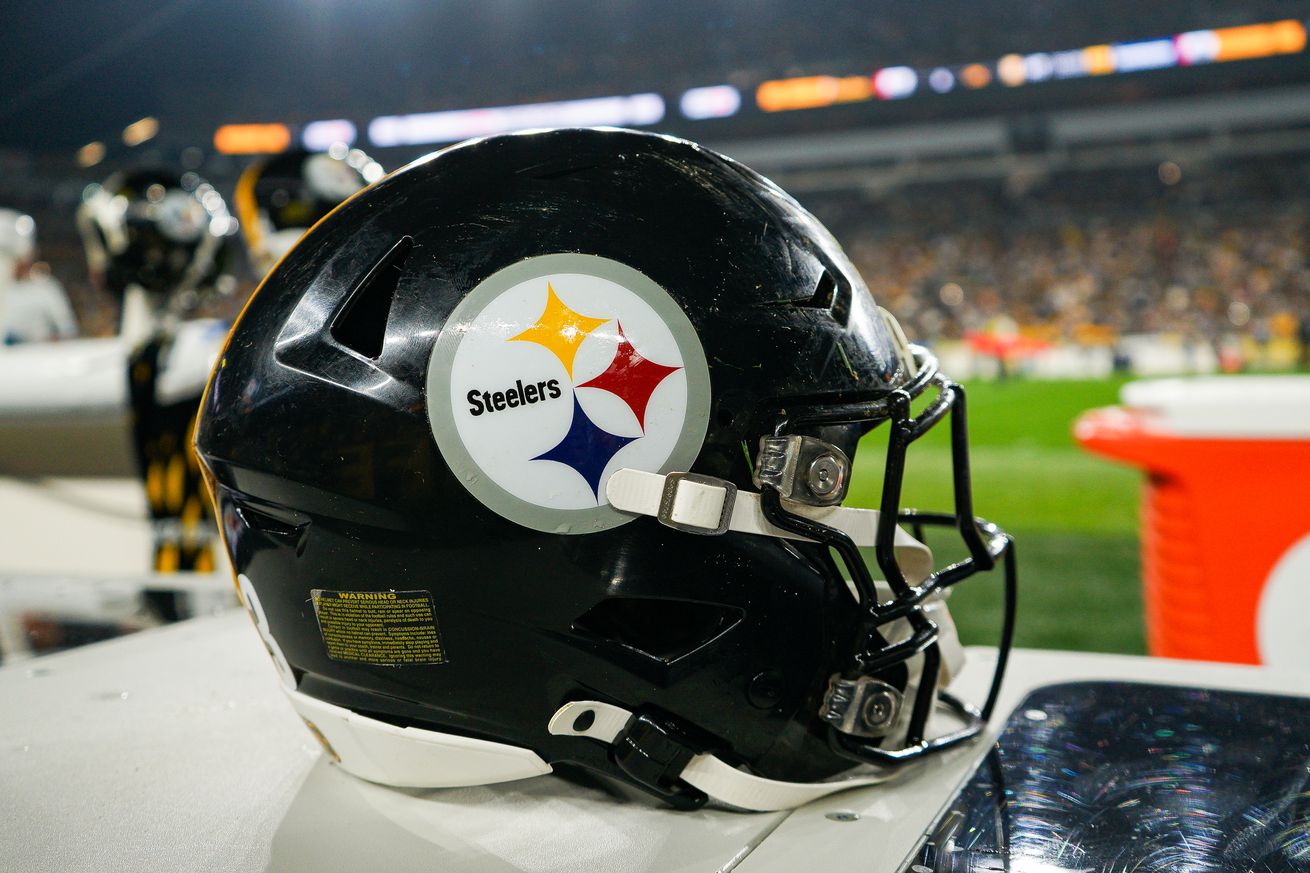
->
[612,712,709,810]
[754,435,850,506]
[656,472,737,535]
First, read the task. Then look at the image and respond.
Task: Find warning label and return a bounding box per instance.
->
[311,589,447,666]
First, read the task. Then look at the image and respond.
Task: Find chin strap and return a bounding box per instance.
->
[548,701,898,811]
[606,468,933,584]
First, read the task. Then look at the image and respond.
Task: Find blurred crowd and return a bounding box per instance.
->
[807,151,1310,360]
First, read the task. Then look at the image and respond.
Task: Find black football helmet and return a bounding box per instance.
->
[235,148,383,276]
[77,168,233,306]
[196,128,1015,811]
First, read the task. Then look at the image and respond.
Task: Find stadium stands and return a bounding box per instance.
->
[804,151,1310,369]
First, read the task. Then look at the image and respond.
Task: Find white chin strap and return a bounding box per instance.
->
[606,468,934,583]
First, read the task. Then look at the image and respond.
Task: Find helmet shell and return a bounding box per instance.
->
[199,128,907,783]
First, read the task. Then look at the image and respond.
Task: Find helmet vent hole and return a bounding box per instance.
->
[330,235,412,360]
[571,710,596,733]
[806,271,836,310]
[571,597,743,664]
[794,270,852,326]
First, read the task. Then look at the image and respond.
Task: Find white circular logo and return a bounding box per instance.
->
[427,254,710,533]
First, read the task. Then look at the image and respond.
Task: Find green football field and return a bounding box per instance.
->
[847,377,1146,654]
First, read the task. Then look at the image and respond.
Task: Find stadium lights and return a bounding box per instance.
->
[1175,31,1221,65]
[1215,19,1306,61]
[1172,22,1305,66]
[998,54,1027,87]
[303,119,357,151]
[756,75,871,112]
[745,17,1306,114]
[679,85,741,120]
[368,94,665,147]
[1112,39,1178,73]
[960,63,992,89]
[214,123,292,155]
[122,117,159,147]
[201,17,1310,143]
[1051,50,1089,79]
[873,66,918,100]
[76,142,106,168]
[1082,45,1116,76]
[1024,54,1056,82]
[927,67,955,94]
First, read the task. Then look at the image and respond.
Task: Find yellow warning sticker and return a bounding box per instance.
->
[310,589,447,666]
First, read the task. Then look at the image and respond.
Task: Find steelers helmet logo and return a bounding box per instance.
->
[427,254,710,533]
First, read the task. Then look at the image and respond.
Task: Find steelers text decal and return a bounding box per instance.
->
[427,254,710,534]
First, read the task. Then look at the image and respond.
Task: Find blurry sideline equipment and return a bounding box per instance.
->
[1076,376,1310,667]
[235,148,382,277]
[0,319,226,478]
[0,572,233,661]
[0,316,231,642]
[0,209,77,344]
[74,169,238,586]
[197,128,1015,810]
[126,330,220,580]
[963,325,1054,379]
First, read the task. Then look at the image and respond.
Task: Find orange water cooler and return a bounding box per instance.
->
[1075,376,1310,667]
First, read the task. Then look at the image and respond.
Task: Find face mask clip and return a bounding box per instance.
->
[820,676,904,738]
[753,435,851,507]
